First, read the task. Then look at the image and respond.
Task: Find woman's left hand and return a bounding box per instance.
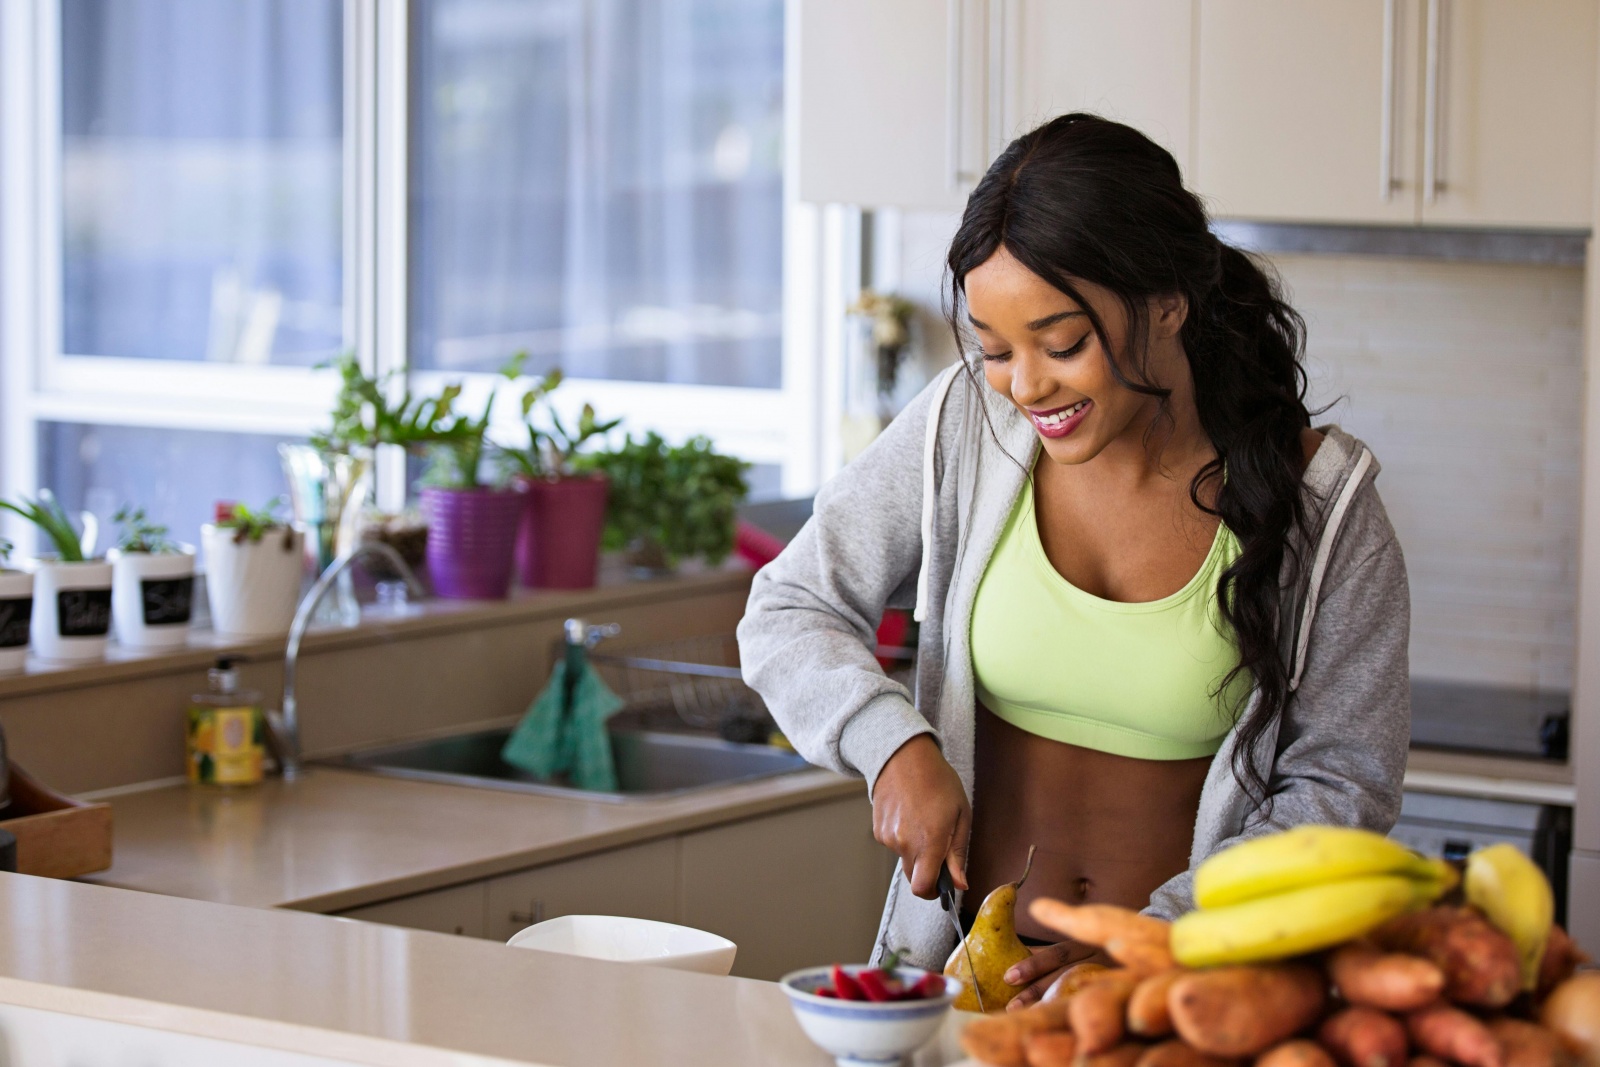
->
[1003,944,1110,1011]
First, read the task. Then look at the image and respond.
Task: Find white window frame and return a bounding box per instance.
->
[0,0,836,552]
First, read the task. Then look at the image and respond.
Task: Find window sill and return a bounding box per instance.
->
[0,558,756,701]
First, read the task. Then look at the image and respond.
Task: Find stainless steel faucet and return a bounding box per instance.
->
[272,542,427,781]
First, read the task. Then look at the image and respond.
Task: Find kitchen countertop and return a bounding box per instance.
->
[1404,747,1575,805]
[0,872,969,1066]
[82,765,862,912]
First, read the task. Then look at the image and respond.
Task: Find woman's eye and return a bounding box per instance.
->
[979,349,1011,363]
[1046,335,1091,360]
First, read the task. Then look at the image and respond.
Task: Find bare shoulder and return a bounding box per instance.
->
[1299,427,1325,471]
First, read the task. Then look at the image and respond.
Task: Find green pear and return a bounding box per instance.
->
[945,846,1035,1013]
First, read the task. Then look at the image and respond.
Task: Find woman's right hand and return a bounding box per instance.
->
[871,734,972,899]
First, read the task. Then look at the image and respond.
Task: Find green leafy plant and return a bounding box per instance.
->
[0,492,90,561]
[311,353,478,454]
[575,432,750,569]
[217,498,294,547]
[112,506,180,554]
[497,367,622,480]
[419,353,529,490]
[0,538,12,568]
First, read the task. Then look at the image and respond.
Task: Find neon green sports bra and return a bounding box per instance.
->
[970,474,1249,761]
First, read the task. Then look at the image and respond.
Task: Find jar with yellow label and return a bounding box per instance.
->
[187,657,266,786]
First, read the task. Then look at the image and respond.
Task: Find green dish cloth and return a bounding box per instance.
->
[501,657,625,792]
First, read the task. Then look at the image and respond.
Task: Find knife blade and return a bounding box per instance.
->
[937,865,985,1013]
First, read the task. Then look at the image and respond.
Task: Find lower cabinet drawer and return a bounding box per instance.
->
[485,837,679,944]
[338,881,488,939]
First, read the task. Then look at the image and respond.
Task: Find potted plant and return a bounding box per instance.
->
[419,356,528,600]
[106,506,196,650]
[0,538,33,673]
[0,492,112,662]
[498,368,621,589]
[292,354,478,622]
[200,499,305,639]
[575,432,750,576]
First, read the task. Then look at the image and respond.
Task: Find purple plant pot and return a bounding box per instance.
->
[514,473,609,590]
[421,486,524,600]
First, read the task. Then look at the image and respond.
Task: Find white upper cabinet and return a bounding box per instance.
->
[1196,0,1424,225]
[795,0,994,210]
[795,0,1597,227]
[1012,0,1195,178]
[1420,0,1597,228]
[1197,0,1596,228]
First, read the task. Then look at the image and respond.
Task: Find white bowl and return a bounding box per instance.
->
[780,965,960,1067]
[506,915,737,975]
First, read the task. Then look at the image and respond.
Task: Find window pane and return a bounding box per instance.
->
[40,423,297,553]
[410,0,784,388]
[60,0,344,365]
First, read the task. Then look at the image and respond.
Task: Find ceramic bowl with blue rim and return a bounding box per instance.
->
[779,965,962,1067]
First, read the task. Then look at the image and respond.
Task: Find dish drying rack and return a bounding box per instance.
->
[567,619,916,741]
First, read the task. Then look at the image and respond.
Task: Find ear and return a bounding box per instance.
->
[1150,292,1189,338]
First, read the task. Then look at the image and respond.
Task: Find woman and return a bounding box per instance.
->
[737,114,1409,1006]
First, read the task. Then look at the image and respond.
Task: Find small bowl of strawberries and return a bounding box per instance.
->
[780,951,961,1066]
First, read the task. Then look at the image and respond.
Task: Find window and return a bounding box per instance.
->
[2,0,820,557]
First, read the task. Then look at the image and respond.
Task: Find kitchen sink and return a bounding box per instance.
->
[322,726,811,802]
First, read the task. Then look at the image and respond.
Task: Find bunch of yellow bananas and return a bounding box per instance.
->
[1463,842,1554,991]
[1172,826,1458,968]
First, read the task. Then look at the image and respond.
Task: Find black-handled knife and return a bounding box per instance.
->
[937,866,985,1013]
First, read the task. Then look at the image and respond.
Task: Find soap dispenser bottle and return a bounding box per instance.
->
[187,657,266,786]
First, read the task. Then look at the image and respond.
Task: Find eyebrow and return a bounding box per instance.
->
[967,310,1087,332]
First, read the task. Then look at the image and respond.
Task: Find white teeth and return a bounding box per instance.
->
[1037,400,1088,426]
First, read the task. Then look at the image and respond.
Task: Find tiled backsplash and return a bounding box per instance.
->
[881,211,1582,695]
[1275,254,1582,693]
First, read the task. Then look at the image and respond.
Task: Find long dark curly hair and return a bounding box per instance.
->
[946,113,1311,813]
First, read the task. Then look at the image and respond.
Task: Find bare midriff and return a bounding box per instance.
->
[963,701,1212,944]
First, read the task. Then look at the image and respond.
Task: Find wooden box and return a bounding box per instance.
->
[0,762,112,878]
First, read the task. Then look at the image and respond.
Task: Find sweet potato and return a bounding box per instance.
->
[1328,941,1447,1012]
[1083,1044,1154,1067]
[1405,1004,1505,1067]
[960,1002,1073,1067]
[1372,906,1520,1009]
[1409,1058,1452,1067]
[1043,961,1111,1003]
[1024,1031,1078,1067]
[1110,937,1179,974]
[1070,969,1145,1054]
[1030,899,1172,948]
[1169,964,1327,1058]
[1536,925,1591,1001]
[1135,1038,1241,1067]
[1317,1006,1409,1067]
[1128,970,1184,1038]
[1488,1016,1568,1067]
[1257,1041,1339,1067]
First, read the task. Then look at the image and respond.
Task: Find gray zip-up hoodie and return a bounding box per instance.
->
[738,362,1411,969]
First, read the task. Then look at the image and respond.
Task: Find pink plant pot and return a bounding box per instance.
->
[421,486,524,600]
[514,473,609,589]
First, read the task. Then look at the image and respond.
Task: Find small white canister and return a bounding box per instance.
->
[109,544,196,650]
[0,569,34,673]
[31,558,114,662]
[201,524,304,639]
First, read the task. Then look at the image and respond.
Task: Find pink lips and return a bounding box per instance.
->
[1029,400,1092,439]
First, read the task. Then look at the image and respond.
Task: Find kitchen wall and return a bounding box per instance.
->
[876,210,1583,695]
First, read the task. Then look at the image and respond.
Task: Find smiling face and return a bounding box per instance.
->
[965,246,1192,467]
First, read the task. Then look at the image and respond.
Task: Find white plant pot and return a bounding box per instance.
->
[109,545,197,650]
[201,525,305,639]
[31,559,114,663]
[0,570,34,673]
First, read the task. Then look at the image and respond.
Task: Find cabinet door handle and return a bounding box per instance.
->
[1380,0,1401,198]
[509,900,545,926]
[1423,0,1447,201]
[946,0,967,190]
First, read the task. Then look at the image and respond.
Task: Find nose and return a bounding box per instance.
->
[1009,352,1054,409]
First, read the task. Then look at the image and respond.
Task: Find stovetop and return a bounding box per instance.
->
[1408,678,1569,761]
